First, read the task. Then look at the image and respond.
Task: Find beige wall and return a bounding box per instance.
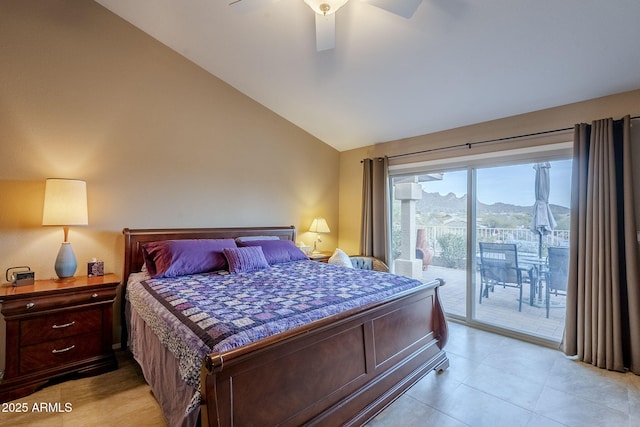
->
[338,90,640,253]
[0,0,339,349]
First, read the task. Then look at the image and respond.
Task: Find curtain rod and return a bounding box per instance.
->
[387,115,640,160]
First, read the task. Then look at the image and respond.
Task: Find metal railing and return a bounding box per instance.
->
[416,226,570,258]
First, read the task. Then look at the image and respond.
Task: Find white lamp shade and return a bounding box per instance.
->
[304,0,349,15]
[42,179,88,226]
[309,217,330,233]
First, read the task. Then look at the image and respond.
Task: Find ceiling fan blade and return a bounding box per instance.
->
[229,0,279,13]
[364,0,423,18]
[315,13,336,52]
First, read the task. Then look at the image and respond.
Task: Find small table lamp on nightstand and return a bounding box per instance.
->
[42,178,88,279]
[309,217,330,254]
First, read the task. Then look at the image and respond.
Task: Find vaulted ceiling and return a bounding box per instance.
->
[95,0,640,151]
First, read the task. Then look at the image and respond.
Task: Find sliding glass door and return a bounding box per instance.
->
[389,153,572,343]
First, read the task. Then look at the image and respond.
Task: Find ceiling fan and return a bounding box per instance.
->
[229,0,423,51]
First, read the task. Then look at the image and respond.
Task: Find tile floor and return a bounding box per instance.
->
[3,322,639,426]
[1,352,165,427]
[367,321,640,427]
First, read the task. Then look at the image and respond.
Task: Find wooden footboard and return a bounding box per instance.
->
[200,278,448,427]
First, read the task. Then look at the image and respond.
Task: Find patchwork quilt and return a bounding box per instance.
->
[126,260,425,391]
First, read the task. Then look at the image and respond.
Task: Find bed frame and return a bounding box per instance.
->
[122,226,449,427]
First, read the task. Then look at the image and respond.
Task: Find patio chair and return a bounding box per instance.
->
[544,246,569,318]
[478,242,534,312]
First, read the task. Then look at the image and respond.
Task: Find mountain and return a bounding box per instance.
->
[416,191,570,218]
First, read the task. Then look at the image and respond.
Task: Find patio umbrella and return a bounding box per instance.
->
[530,162,557,258]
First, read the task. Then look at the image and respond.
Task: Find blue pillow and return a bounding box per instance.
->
[237,239,309,264]
[142,239,237,278]
[223,246,270,273]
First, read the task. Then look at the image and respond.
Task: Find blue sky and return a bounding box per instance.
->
[421,160,573,208]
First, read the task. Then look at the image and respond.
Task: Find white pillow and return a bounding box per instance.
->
[328,248,353,268]
[235,236,280,243]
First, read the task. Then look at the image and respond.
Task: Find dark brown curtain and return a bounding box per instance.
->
[361,157,389,263]
[563,116,640,374]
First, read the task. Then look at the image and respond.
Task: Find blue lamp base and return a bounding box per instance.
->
[55,242,78,279]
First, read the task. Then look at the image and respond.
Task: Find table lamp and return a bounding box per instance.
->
[309,217,330,254]
[42,179,88,279]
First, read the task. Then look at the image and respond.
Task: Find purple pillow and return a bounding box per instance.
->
[142,239,237,278]
[223,246,270,273]
[237,239,309,264]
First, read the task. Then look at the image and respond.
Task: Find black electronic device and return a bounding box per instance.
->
[5,266,35,286]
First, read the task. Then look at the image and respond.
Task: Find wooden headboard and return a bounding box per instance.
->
[122,225,297,284]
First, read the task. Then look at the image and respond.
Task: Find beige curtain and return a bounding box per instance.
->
[563,116,640,374]
[361,157,389,263]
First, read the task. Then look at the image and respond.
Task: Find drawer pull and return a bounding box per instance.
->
[91,293,98,298]
[52,345,75,354]
[52,321,75,329]
[25,302,35,309]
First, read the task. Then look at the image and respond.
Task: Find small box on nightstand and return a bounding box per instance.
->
[87,260,104,277]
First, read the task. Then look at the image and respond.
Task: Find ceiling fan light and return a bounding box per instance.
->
[304,0,349,16]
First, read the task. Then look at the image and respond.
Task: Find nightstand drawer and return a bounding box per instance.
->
[20,307,103,346]
[20,332,102,375]
[1,287,116,317]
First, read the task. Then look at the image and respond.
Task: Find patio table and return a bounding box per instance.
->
[519,254,548,307]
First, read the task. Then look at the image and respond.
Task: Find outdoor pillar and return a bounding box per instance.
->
[394,182,423,279]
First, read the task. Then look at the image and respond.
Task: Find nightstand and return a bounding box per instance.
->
[0,274,119,403]
[308,252,332,263]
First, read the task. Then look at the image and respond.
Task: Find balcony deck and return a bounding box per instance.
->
[423,265,565,342]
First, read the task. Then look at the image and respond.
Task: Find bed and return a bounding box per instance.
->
[122,226,449,427]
